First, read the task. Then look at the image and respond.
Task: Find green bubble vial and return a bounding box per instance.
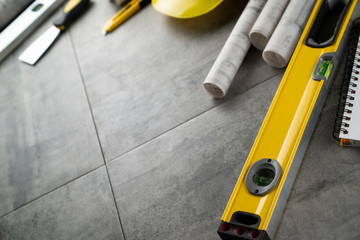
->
[253,169,275,187]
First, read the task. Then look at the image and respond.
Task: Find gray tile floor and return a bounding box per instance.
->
[1,0,360,239]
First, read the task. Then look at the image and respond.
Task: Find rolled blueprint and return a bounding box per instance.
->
[262,0,317,68]
[0,0,33,31]
[249,0,290,51]
[203,0,266,98]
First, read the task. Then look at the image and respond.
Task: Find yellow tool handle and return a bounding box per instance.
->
[103,0,150,33]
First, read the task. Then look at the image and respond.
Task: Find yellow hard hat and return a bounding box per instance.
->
[152,0,223,19]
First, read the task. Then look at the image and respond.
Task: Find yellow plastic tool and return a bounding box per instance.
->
[218,0,359,239]
[152,0,222,18]
[103,0,150,34]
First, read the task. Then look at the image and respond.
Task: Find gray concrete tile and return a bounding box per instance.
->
[0,167,124,240]
[70,0,283,161]
[0,14,103,216]
[275,56,360,240]
[107,75,282,240]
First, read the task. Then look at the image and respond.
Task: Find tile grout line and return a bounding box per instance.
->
[106,72,284,163]
[0,165,104,219]
[68,31,127,240]
[103,164,127,240]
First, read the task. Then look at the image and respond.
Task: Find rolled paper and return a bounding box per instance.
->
[249,0,290,51]
[203,0,267,98]
[262,0,317,68]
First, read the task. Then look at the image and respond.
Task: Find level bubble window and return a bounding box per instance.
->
[32,4,44,12]
[245,158,281,196]
[253,168,275,187]
[316,59,333,80]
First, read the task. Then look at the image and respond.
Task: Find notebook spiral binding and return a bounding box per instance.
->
[333,18,360,141]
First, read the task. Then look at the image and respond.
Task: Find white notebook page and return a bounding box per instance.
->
[340,34,360,140]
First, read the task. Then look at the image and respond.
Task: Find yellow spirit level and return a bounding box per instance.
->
[218,0,359,239]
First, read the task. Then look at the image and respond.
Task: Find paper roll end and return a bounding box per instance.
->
[203,82,226,98]
[262,49,288,68]
[249,31,268,51]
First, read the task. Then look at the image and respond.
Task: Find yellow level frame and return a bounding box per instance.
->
[219,0,359,239]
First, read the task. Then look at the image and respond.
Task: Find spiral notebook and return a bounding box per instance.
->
[334,18,360,147]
